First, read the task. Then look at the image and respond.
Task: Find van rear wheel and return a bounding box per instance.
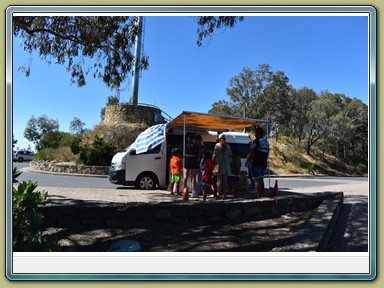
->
[135,173,157,190]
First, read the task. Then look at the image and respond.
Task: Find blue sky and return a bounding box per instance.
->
[12,15,369,150]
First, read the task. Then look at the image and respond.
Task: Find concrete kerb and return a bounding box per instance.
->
[272,192,344,252]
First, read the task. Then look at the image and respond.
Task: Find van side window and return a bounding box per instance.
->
[143,143,162,155]
[130,144,162,156]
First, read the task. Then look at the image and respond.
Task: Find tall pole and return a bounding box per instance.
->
[130,16,144,106]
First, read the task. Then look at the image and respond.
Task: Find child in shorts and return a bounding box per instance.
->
[201,150,218,201]
[170,148,182,195]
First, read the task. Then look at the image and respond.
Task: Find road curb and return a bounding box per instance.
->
[271,192,344,252]
[22,167,108,178]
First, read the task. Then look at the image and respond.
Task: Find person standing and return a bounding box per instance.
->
[194,134,206,196]
[246,127,270,198]
[170,148,182,195]
[182,132,200,197]
[212,134,232,199]
[201,150,218,201]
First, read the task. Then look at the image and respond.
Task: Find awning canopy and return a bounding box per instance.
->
[167,111,268,131]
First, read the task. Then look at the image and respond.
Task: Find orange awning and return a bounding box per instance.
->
[167,111,267,131]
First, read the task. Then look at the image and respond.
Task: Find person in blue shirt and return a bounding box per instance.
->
[246,127,270,198]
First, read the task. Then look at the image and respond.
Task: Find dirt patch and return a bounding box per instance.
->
[44,211,312,252]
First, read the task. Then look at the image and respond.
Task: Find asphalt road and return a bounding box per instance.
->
[13,162,368,192]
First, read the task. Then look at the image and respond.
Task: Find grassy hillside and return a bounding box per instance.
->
[268,136,366,176]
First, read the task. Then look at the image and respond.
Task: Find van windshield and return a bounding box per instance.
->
[122,144,133,152]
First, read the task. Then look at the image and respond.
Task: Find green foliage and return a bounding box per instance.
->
[79,135,116,166]
[24,114,60,151]
[69,117,86,135]
[13,16,149,89]
[34,147,78,162]
[12,168,49,251]
[356,163,368,174]
[196,16,244,46]
[39,131,63,150]
[215,64,273,119]
[70,135,82,155]
[212,64,368,171]
[12,167,22,183]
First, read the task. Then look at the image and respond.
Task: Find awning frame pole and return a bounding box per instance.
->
[267,122,271,189]
[183,114,186,173]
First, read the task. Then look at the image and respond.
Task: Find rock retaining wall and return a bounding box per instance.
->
[40,193,342,233]
[30,161,109,176]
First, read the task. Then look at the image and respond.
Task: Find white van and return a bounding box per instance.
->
[109,127,252,190]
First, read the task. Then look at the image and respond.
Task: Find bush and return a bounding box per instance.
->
[79,135,116,166]
[70,135,82,155]
[34,147,78,162]
[356,163,367,175]
[12,168,49,251]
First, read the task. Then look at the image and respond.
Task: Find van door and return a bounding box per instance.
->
[125,143,167,189]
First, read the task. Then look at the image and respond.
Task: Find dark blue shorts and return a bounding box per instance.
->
[250,165,267,180]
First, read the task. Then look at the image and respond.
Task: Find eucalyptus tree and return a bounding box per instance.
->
[195,16,244,46]
[13,16,149,89]
[305,92,339,156]
[226,66,258,119]
[69,117,86,135]
[331,96,368,164]
[24,115,60,151]
[291,87,317,142]
[211,64,273,120]
[259,70,294,141]
[208,100,236,116]
[14,16,244,90]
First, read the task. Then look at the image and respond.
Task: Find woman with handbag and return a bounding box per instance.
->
[212,134,232,199]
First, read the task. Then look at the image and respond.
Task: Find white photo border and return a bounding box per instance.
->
[6,5,377,281]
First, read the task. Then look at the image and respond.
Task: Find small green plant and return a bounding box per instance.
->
[12,167,49,251]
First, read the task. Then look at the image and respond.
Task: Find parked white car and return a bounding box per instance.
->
[13,150,34,162]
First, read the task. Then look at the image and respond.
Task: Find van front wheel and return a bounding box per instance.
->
[135,173,157,190]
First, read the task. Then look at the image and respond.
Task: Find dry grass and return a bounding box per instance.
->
[268,136,357,176]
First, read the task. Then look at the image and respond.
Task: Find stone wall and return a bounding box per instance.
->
[40,192,342,232]
[104,104,162,126]
[30,161,109,175]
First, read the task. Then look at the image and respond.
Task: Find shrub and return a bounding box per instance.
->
[79,135,116,166]
[356,163,367,175]
[34,147,78,162]
[12,167,49,251]
[70,135,82,155]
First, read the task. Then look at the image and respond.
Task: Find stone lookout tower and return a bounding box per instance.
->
[104,17,168,127]
[103,103,165,126]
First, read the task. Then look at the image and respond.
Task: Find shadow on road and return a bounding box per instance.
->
[326,194,368,252]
